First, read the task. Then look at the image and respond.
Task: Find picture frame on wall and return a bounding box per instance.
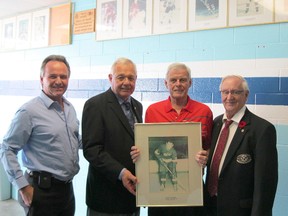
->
[31,8,50,48]
[16,13,32,50]
[50,3,72,46]
[228,0,274,27]
[122,0,152,38]
[275,0,288,22]
[153,0,188,35]
[96,0,122,40]
[188,0,227,31]
[1,17,16,50]
[0,20,2,50]
[135,122,203,207]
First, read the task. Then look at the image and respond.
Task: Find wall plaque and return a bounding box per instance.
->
[73,9,95,34]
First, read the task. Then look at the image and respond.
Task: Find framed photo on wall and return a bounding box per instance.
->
[122,0,152,38]
[50,3,72,46]
[1,17,16,50]
[96,0,122,40]
[228,0,274,27]
[0,20,2,50]
[16,13,32,50]
[31,8,50,48]
[153,0,187,35]
[275,0,288,22]
[188,0,227,31]
[135,122,203,207]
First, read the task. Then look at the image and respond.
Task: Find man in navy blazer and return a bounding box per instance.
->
[82,58,143,216]
[205,75,278,216]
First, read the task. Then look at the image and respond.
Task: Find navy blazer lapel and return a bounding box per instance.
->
[106,89,134,137]
[220,109,251,175]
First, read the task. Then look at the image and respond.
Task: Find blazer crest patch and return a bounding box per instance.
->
[236,154,252,164]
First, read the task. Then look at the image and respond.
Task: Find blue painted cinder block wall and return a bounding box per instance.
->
[0,0,287,215]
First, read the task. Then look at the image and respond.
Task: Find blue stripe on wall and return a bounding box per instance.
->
[1,77,287,106]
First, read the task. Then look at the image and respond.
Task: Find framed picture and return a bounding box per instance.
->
[153,0,188,35]
[0,20,2,50]
[31,8,50,48]
[16,13,32,50]
[228,0,274,27]
[122,0,152,38]
[188,0,228,31]
[275,0,288,22]
[1,17,16,50]
[135,122,203,207]
[50,3,72,46]
[96,0,122,40]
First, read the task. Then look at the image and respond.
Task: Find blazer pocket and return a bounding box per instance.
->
[239,198,253,208]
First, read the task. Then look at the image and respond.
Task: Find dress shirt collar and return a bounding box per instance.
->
[40,90,70,109]
[223,105,246,124]
[114,93,132,105]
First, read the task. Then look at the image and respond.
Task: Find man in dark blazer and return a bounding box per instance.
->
[82,58,143,216]
[205,75,278,216]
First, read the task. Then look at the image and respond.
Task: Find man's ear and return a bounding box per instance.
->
[165,80,168,89]
[108,73,113,82]
[40,76,43,87]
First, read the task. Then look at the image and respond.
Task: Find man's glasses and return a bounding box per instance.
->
[220,90,244,96]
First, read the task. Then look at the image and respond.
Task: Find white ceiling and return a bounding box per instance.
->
[0,0,69,19]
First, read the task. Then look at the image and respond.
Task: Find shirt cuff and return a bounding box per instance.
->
[14,175,29,191]
[118,168,127,180]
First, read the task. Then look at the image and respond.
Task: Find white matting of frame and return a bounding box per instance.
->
[1,17,16,50]
[153,0,188,35]
[31,8,50,48]
[16,13,32,50]
[188,0,228,31]
[96,0,122,40]
[228,0,274,27]
[122,0,152,38]
[275,0,288,22]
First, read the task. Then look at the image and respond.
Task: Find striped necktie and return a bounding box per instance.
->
[208,120,233,196]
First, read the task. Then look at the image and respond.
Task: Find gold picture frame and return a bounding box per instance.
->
[135,122,203,207]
